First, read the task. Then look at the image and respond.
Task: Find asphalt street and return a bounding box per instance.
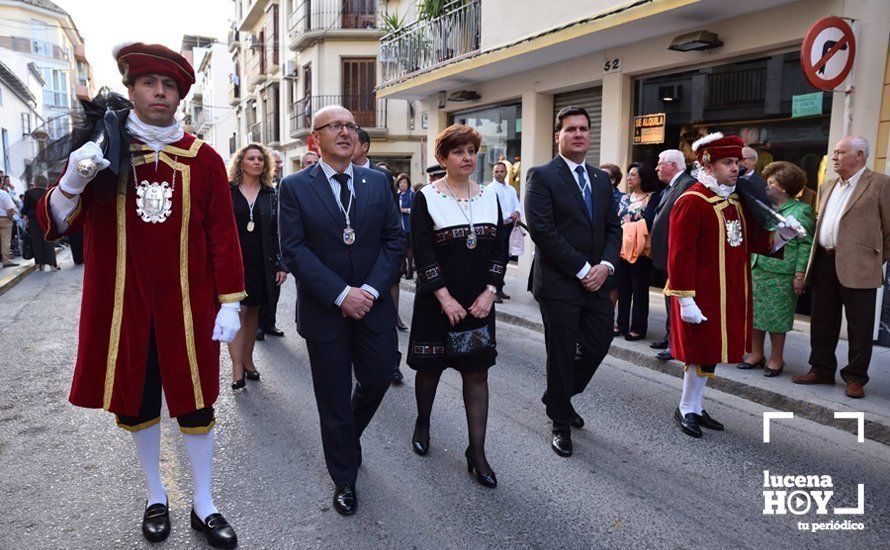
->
[1,261,888,549]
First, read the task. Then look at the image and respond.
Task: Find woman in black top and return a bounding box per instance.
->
[408,125,507,488]
[21,175,59,271]
[227,144,287,393]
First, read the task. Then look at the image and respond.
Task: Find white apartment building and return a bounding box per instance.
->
[229,0,426,180]
[180,37,238,163]
[0,0,95,191]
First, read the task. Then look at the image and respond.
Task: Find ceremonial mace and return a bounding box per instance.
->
[74,87,130,179]
[751,197,808,238]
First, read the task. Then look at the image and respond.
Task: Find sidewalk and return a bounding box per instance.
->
[402,269,890,445]
[0,260,37,297]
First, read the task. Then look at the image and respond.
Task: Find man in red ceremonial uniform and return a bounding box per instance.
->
[664,133,802,438]
[38,43,243,548]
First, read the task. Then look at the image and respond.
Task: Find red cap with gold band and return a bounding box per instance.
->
[113,42,195,97]
[691,132,745,165]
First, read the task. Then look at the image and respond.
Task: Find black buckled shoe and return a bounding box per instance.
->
[551,431,573,457]
[142,501,170,542]
[333,484,357,516]
[243,368,260,381]
[392,367,404,385]
[190,509,237,549]
[695,410,724,431]
[674,408,702,438]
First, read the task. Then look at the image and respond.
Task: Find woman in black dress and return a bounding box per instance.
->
[408,125,507,488]
[227,144,287,393]
[21,175,59,271]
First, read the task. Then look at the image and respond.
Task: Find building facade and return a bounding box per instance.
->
[0,0,95,192]
[378,0,890,340]
[229,0,425,180]
[180,36,238,163]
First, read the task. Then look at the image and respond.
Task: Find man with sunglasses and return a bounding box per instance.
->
[278,106,404,515]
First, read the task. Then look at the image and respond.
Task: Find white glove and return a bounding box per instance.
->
[58,141,111,195]
[773,214,803,251]
[678,296,708,324]
[212,302,241,343]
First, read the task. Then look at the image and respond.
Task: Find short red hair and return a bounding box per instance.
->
[434,124,481,162]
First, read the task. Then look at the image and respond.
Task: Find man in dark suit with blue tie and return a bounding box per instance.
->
[525,106,621,458]
[278,106,404,515]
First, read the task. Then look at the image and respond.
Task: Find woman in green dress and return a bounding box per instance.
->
[737,161,814,377]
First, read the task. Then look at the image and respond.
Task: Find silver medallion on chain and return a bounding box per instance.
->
[444,178,478,249]
[133,154,178,224]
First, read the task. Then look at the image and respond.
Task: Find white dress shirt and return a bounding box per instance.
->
[818,165,866,249]
[317,158,380,305]
[558,154,615,279]
[486,178,522,224]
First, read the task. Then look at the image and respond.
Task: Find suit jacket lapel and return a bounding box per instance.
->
[554,157,590,222]
[353,167,369,230]
[840,169,871,219]
[307,164,345,228]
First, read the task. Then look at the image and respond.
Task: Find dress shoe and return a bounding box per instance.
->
[845,381,865,398]
[736,358,765,370]
[333,484,357,515]
[392,367,404,385]
[792,371,835,385]
[265,327,285,337]
[497,291,511,300]
[465,447,497,488]
[613,327,625,336]
[624,332,645,342]
[412,420,430,456]
[142,501,170,542]
[655,350,673,362]
[650,339,669,350]
[190,509,237,549]
[243,367,260,381]
[255,329,265,341]
[2,262,20,268]
[231,378,245,394]
[695,410,724,431]
[763,362,784,377]
[397,320,408,331]
[571,414,584,429]
[674,408,702,438]
[493,295,503,304]
[551,431,573,457]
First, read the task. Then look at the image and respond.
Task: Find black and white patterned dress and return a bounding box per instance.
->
[407,183,507,371]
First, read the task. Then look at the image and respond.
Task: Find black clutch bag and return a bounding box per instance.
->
[446,325,495,358]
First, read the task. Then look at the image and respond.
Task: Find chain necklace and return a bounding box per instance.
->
[132,154,178,224]
[239,183,260,232]
[444,177,478,249]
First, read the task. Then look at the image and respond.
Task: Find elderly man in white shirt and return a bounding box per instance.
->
[486,160,522,301]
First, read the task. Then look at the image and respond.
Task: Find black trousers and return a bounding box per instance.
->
[69,230,84,265]
[116,325,215,433]
[496,222,512,291]
[539,291,613,430]
[808,249,876,385]
[306,322,396,485]
[261,283,281,330]
[616,256,652,336]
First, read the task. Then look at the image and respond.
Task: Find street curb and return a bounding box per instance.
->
[401,284,890,446]
[0,263,37,297]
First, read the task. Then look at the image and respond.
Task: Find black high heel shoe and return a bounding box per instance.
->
[412,422,429,456]
[231,378,245,394]
[764,362,785,377]
[243,367,260,381]
[465,448,497,488]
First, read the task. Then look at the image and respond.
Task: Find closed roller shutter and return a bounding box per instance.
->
[553,87,603,166]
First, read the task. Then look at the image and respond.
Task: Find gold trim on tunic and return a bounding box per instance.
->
[115,416,160,432]
[219,291,248,303]
[179,420,216,435]
[103,169,129,410]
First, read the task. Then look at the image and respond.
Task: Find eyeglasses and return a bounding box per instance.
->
[313,122,360,134]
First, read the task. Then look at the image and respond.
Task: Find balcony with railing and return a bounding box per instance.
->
[227,27,241,52]
[288,0,378,51]
[248,121,263,144]
[381,0,480,84]
[264,110,280,145]
[228,79,241,106]
[289,94,387,138]
[246,46,266,92]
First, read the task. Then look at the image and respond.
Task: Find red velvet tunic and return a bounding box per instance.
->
[665,183,773,367]
[37,135,246,417]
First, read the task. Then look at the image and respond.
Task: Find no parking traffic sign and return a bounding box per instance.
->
[801,16,856,90]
